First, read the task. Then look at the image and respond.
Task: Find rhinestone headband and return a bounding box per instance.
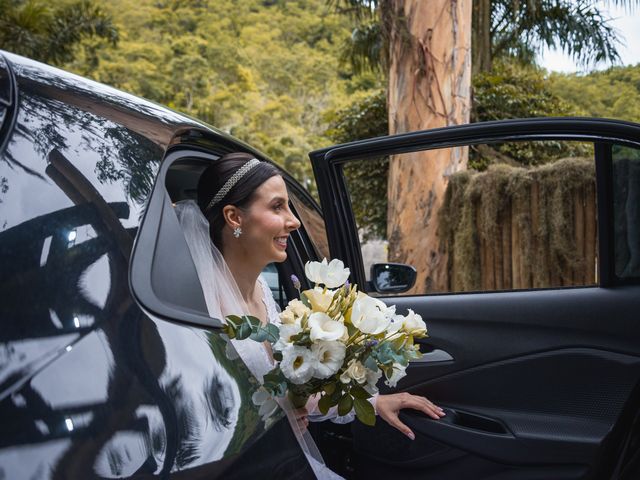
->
[205,158,260,212]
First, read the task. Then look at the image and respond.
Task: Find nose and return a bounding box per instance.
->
[287,208,301,231]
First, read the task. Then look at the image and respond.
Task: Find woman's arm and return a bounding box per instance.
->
[306,392,445,439]
[375,393,445,440]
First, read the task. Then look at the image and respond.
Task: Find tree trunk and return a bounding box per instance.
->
[472,0,492,74]
[386,0,472,293]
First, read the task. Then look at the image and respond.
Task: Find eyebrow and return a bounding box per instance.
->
[269,196,287,203]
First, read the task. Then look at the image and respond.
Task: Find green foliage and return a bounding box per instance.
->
[353,396,375,425]
[440,157,596,292]
[63,0,356,189]
[471,61,589,170]
[548,64,640,124]
[327,88,388,239]
[0,0,118,65]
[490,0,624,69]
[223,314,279,343]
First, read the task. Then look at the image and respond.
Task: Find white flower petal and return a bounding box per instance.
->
[308,312,346,342]
[311,340,346,379]
[280,346,317,384]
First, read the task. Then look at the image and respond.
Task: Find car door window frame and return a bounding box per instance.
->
[311,118,640,293]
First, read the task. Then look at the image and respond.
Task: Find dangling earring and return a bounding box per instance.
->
[233,226,242,238]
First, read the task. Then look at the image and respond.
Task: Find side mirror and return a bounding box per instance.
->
[370,263,417,294]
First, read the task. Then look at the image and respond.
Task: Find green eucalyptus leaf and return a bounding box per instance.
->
[338,394,354,417]
[354,398,375,426]
[226,315,243,326]
[273,351,283,362]
[250,327,268,342]
[266,323,280,342]
[237,322,252,340]
[363,355,378,372]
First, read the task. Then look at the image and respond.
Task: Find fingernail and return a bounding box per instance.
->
[407,432,415,440]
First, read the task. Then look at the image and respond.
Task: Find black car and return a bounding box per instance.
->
[0,50,638,479]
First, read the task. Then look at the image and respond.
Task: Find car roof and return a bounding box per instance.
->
[1,50,256,153]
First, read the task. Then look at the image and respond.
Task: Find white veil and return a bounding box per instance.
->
[174,200,342,480]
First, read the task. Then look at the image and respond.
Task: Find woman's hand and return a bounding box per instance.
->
[376,392,445,440]
[293,407,309,431]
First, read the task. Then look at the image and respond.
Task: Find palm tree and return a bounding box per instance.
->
[0,0,118,66]
[332,0,639,75]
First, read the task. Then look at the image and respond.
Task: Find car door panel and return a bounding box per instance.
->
[310,118,640,479]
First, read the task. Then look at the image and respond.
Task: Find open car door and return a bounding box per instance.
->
[309,118,640,480]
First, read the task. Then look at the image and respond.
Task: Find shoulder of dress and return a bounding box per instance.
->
[258,274,281,324]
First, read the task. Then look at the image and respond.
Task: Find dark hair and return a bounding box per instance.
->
[197,152,280,251]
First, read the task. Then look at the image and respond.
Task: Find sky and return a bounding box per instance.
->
[537,1,640,73]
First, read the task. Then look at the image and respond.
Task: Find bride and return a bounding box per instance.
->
[175,152,445,478]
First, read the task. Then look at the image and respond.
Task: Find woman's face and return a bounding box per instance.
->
[240,175,301,265]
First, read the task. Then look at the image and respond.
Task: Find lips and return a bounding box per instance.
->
[275,236,288,249]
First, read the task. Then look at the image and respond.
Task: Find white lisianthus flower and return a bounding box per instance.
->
[280,346,317,384]
[402,309,427,336]
[304,287,335,312]
[339,359,368,384]
[305,258,327,285]
[252,387,279,423]
[386,313,405,334]
[308,312,347,342]
[311,341,346,379]
[273,324,302,352]
[305,258,350,288]
[384,363,408,388]
[364,368,382,395]
[350,293,390,335]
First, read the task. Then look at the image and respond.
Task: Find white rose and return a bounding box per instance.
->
[311,340,346,379]
[402,309,427,336]
[384,363,408,388]
[279,299,310,326]
[350,294,390,335]
[308,312,347,342]
[280,346,317,384]
[364,368,382,395]
[289,299,310,317]
[273,324,302,351]
[305,258,350,288]
[339,359,368,384]
[304,287,336,312]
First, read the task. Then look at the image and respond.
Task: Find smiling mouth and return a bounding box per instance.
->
[275,236,288,248]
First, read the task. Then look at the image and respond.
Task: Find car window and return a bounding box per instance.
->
[289,187,329,260]
[612,144,640,279]
[261,262,288,309]
[341,139,599,295]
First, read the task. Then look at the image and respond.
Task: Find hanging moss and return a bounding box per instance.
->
[440,157,596,292]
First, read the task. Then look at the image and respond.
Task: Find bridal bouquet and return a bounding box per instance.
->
[223,258,427,426]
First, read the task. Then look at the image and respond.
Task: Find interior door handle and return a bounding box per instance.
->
[413,348,454,363]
